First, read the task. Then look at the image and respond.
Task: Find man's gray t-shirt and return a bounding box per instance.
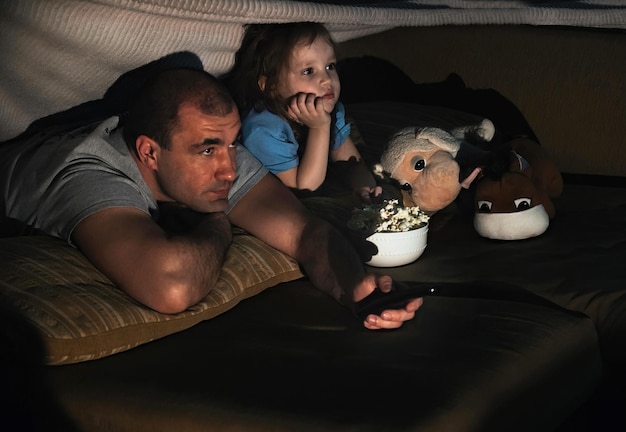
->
[0,116,267,244]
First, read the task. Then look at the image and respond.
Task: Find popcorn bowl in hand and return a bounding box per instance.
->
[366,223,429,267]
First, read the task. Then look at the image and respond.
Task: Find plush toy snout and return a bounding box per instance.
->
[474,171,552,240]
[392,150,461,212]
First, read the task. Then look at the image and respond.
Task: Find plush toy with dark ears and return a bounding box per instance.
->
[377,119,563,240]
[375,121,489,213]
[473,136,563,240]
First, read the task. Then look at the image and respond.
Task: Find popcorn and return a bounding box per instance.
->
[348,199,429,233]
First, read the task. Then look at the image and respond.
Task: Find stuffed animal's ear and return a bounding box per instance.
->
[451,118,496,143]
[509,150,533,175]
[381,126,458,174]
[416,127,461,156]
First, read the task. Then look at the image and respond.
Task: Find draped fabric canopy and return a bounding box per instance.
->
[1,0,624,141]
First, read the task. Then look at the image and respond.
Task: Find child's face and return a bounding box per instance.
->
[277,36,340,113]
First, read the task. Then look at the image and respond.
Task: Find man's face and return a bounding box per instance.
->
[154,103,239,213]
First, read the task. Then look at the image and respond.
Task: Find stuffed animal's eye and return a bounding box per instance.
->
[410,156,426,172]
[477,200,492,212]
[514,198,531,210]
[401,182,412,191]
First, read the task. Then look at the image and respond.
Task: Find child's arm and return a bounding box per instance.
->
[332,136,383,203]
[278,93,332,191]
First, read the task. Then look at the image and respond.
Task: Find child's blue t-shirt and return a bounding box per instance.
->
[241,101,351,174]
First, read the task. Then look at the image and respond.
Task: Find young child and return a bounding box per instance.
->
[223,22,382,203]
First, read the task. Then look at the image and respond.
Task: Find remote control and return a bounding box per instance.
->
[354,280,440,321]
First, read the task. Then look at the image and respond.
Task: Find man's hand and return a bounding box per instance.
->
[353,274,423,330]
[229,174,422,330]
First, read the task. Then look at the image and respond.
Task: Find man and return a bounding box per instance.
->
[0,68,421,330]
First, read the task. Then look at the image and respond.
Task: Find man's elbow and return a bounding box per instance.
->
[134,277,213,315]
[150,288,189,315]
[140,254,221,314]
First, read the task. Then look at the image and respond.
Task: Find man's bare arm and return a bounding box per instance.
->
[228,174,422,329]
[72,206,232,314]
[229,175,361,301]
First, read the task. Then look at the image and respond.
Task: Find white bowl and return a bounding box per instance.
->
[365,223,428,267]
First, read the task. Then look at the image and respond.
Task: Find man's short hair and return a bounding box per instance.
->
[123,68,235,151]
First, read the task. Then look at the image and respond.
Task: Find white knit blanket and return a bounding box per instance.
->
[1,0,624,141]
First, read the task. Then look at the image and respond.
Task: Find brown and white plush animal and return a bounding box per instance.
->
[473,137,563,240]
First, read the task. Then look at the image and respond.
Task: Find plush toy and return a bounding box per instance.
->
[473,137,563,240]
[376,119,493,213]
[376,119,563,240]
